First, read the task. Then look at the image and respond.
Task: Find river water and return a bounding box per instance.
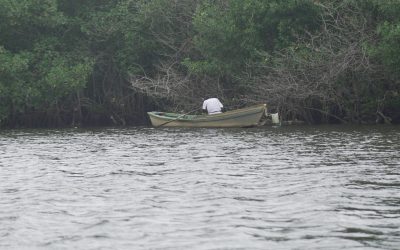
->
[0,125,399,250]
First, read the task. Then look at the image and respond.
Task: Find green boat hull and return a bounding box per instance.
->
[148,104,267,128]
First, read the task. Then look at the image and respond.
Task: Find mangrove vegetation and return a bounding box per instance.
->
[1,0,399,127]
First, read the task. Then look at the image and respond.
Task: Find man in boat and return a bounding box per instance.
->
[202,97,224,115]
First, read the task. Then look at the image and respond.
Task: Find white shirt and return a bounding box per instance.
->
[202,98,223,114]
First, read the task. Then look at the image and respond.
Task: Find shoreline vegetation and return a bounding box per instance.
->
[1,0,399,128]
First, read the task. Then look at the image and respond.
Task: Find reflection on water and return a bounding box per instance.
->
[0,125,399,249]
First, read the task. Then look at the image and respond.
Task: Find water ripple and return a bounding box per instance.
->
[0,125,399,249]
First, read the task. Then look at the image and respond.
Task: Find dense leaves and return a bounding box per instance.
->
[0,0,399,127]
[188,0,320,75]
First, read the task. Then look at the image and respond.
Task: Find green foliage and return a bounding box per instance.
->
[116,0,197,75]
[361,0,400,76]
[188,0,321,75]
[0,0,66,51]
[0,47,31,120]
[0,0,93,126]
[0,0,400,126]
[372,0,400,22]
[182,58,220,75]
[369,22,400,76]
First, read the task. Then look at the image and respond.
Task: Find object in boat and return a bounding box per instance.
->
[148,104,267,128]
[271,113,280,125]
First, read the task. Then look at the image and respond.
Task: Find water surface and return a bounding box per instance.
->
[0,125,399,249]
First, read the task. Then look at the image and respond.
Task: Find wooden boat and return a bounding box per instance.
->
[147,104,267,128]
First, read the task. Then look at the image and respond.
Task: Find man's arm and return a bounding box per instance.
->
[202,100,208,113]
